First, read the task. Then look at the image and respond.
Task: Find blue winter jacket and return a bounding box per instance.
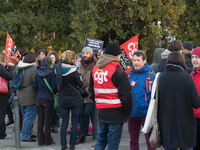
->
[127,63,156,117]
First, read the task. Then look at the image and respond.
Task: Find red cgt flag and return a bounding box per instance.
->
[5,33,14,57]
[120,34,138,73]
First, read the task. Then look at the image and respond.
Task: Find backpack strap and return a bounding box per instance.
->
[148,70,154,81]
[190,71,195,76]
[145,70,154,101]
[127,71,133,79]
[24,67,37,71]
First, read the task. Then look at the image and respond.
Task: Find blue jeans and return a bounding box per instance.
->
[165,148,193,150]
[20,104,37,140]
[79,102,94,137]
[60,107,80,145]
[95,121,124,150]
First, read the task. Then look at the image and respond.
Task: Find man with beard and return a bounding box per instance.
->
[76,47,97,144]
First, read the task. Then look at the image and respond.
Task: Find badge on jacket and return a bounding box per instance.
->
[131,81,136,87]
[148,81,153,92]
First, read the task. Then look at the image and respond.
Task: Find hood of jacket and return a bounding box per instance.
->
[96,54,120,69]
[17,61,35,70]
[132,62,152,74]
[38,67,54,78]
[161,49,172,59]
[61,60,76,76]
[152,48,165,64]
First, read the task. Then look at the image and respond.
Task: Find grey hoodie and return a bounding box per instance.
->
[151,48,165,67]
[161,49,172,59]
[152,49,171,73]
[96,54,120,69]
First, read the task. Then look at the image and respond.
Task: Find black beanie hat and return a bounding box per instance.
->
[105,43,121,56]
[183,41,194,51]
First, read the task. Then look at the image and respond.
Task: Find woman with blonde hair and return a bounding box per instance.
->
[56,50,83,150]
[0,53,13,139]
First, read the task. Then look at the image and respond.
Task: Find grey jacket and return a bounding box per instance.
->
[16,62,37,106]
[79,57,97,103]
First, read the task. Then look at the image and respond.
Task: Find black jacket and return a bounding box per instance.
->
[0,65,13,97]
[185,54,193,73]
[157,65,200,148]
[33,67,57,101]
[56,61,83,108]
[158,58,167,73]
[8,65,17,102]
[89,54,133,123]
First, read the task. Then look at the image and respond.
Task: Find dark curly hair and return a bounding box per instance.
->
[38,49,49,56]
[48,51,59,65]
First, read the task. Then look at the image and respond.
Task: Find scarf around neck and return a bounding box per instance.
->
[81,55,94,69]
[0,62,6,67]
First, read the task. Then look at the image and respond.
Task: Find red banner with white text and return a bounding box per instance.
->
[5,33,14,57]
[120,34,138,73]
[5,33,20,58]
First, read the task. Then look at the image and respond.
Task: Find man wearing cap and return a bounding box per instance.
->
[89,43,133,150]
[183,41,194,73]
[76,47,97,144]
[127,50,156,150]
[191,47,200,150]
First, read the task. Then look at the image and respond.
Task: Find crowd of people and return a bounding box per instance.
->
[0,40,200,150]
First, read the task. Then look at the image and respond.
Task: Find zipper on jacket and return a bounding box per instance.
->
[133,74,139,117]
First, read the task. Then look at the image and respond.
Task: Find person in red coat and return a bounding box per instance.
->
[191,47,200,150]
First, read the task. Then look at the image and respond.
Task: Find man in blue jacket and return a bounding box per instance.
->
[127,50,156,150]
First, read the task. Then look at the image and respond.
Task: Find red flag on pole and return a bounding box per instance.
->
[5,33,14,57]
[5,33,21,58]
[120,34,138,73]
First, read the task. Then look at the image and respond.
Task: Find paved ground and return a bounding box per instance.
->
[1,115,163,150]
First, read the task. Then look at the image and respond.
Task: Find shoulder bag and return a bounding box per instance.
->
[0,77,8,94]
[43,78,59,109]
[141,73,162,148]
